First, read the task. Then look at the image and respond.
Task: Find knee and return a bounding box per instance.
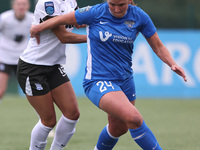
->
[72,109,80,120]
[70,110,80,120]
[124,114,143,129]
[66,109,80,121]
[41,116,57,128]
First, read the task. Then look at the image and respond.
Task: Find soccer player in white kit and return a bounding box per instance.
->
[0,0,33,102]
[17,0,87,150]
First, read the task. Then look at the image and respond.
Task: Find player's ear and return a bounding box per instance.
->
[27,0,31,10]
[129,0,136,5]
[11,0,15,9]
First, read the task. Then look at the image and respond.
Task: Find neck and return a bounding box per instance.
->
[15,13,25,21]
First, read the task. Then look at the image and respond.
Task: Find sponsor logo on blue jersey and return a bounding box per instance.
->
[78,6,91,13]
[45,2,54,15]
[99,31,112,42]
[99,31,134,44]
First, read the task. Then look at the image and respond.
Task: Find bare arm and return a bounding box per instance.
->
[52,25,87,44]
[146,32,187,82]
[30,11,77,37]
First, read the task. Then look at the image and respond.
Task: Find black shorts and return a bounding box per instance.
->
[0,63,17,75]
[17,59,70,96]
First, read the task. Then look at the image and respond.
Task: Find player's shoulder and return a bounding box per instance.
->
[93,2,107,10]
[128,5,148,19]
[36,0,62,12]
[37,0,61,5]
[68,0,77,5]
[63,0,77,10]
[85,2,107,15]
[0,10,14,18]
[35,0,57,13]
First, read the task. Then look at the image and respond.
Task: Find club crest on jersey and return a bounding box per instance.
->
[78,6,91,13]
[35,83,43,91]
[124,20,135,29]
[45,2,54,15]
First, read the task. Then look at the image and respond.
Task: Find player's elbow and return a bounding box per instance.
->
[59,38,74,44]
[56,36,68,44]
[59,38,67,44]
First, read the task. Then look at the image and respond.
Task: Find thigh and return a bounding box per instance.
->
[0,71,9,96]
[108,98,138,137]
[0,71,9,84]
[26,93,56,127]
[107,100,136,137]
[51,81,79,120]
[99,91,142,124]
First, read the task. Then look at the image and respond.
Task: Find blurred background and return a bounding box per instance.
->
[1,0,200,28]
[1,0,200,99]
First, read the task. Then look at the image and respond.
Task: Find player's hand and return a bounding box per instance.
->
[171,64,187,82]
[30,25,40,44]
[30,25,39,37]
[75,24,86,29]
[35,33,40,45]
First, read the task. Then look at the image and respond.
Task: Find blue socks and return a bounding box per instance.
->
[96,121,162,150]
[129,121,162,150]
[96,125,119,150]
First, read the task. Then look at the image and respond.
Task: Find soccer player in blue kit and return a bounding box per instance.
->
[30,0,187,149]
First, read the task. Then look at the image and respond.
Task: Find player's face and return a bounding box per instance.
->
[12,0,30,19]
[108,0,129,18]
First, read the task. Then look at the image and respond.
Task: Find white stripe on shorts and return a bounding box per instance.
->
[25,76,33,96]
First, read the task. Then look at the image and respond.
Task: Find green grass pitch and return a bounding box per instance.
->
[0,95,200,150]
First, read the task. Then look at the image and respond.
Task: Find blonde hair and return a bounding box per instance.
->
[130,0,136,6]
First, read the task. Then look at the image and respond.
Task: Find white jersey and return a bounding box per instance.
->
[20,0,77,66]
[0,10,33,65]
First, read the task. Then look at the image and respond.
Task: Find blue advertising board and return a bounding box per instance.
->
[64,29,200,99]
[132,30,200,98]
[19,29,200,99]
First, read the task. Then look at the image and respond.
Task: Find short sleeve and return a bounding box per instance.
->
[139,9,157,38]
[36,0,61,19]
[75,6,95,25]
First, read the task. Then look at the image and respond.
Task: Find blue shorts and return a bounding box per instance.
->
[83,76,136,107]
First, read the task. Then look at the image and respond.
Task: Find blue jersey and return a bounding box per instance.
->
[75,3,156,81]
